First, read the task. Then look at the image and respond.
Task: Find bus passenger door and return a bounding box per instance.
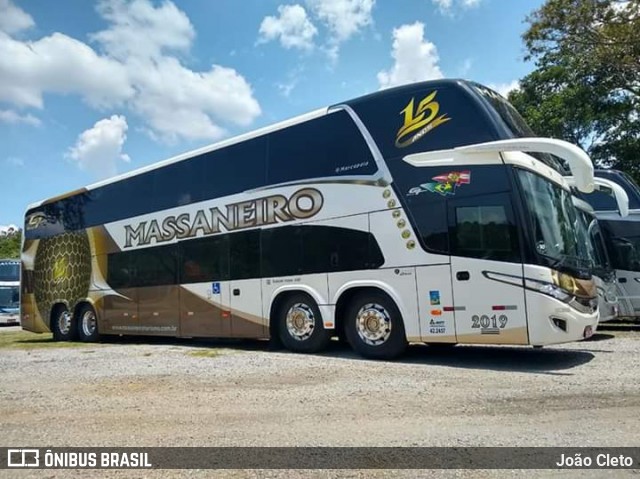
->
[228,230,266,338]
[179,234,232,338]
[179,282,231,338]
[134,248,180,336]
[447,193,528,344]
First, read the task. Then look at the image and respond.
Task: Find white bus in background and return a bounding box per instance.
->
[0,259,20,325]
[21,80,599,359]
[568,177,630,322]
[575,170,640,320]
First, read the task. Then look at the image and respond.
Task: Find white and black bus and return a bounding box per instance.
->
[21,79,598,359]
[576,169,640,320]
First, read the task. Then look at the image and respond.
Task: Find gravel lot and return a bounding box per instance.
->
[1,325,639,478]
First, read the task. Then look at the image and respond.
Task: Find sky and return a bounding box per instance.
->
[0,0,545,229]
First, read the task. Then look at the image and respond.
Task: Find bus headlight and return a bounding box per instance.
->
[483,270,597,314]
[525,278,573,303]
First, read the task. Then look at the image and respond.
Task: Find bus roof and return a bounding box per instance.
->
[28,79,491,211]
[26,78,539,215]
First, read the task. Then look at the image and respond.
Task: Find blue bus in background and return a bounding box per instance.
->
[0,259,20,325]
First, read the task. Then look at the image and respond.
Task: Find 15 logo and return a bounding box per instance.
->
[395,90,451,148]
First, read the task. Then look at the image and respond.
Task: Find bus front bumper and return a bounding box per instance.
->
[526,291,599,346]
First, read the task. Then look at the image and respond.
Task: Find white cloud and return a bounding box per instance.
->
[432,0,481,13]
[307,0,374,42]
[92,0,194,60]
[432,0,452,11]
[67,115,130,179]
[128,58,259,142]
[306,0,374,60]
[0,0,34,34]
[0,31,133,109]
[259,4,318,50]
[0,0,261,142]
[488,80,519,97]
[5,156,24,167]
[377,22,443,90]
[0,109,40,126]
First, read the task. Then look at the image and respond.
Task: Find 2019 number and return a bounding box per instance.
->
[471,314,508,329]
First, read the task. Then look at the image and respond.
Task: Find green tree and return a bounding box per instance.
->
[509,0,640,179]
[0,231,22,259]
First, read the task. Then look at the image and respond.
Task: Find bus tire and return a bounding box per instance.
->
[277,293,331,353]
[77,303,100,342]
[51,305,76,341]
[345,292,407,360]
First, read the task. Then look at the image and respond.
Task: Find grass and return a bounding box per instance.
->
[187,349,223,358]
[0,330,92,350]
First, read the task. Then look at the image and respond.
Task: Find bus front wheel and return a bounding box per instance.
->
[77,304,100,342]
[277,294,331,354]
[345,292,407,360]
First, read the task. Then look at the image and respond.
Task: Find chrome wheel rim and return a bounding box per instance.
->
[286,303,315,341]
[57,310,71,336]
[81,310,97,337]
[356,303,392,346]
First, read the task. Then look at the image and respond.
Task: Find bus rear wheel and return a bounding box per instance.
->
[77,304,100,342]
[345,292,407,360]
[277,294,331,353]
[51,305,76,341]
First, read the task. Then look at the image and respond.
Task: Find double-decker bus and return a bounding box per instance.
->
[576,170,640,320]
[21,80,598,359]
[0,259,20,325]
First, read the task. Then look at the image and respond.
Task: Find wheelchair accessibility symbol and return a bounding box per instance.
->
[212,282,221,295]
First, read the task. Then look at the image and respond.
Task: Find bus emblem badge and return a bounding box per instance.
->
[396,91,451,148]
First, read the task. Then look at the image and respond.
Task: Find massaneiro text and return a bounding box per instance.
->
[124,188,323,248]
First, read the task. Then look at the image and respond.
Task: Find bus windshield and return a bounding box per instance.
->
[0,286,19,310]
[0,261,19,282]
[517,169,593,273]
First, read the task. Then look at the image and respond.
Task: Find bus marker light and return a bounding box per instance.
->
[222,311,230,319]
[325,322,334,328]
[443,306,465,312]
[430,309,442,316]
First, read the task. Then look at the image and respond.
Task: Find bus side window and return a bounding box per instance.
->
[107,251,134,289]
[267,110,376,185]
[448,193,521,263]
[261,226,303,277]
[180,235,230,284]
[131,246,178,287]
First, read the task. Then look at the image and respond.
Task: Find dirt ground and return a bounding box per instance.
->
[1,325,639,478]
